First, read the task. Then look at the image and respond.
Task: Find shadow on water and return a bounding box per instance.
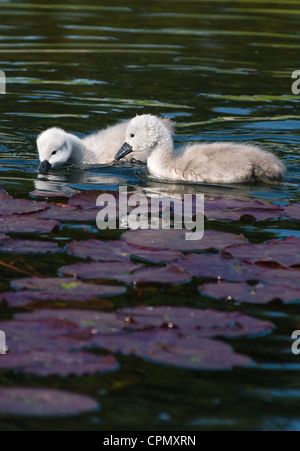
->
[0,0,300,431]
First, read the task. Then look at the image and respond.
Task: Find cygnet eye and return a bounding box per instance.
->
[130,133,135,138]
[51,150,57,156]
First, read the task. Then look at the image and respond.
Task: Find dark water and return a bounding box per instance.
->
[0,0,300,431]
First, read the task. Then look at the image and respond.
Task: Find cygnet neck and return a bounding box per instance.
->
[68,134,91,165]
[147,127,174,176]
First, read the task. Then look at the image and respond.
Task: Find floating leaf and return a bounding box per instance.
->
[130,248,183,264]
[285,203,300,221]
[247,268,300,290]
[69,190,118,209]
[0,351,119,377]
[204,198,285,221]
[59,262,141,280]
[174,253,257,281]
[122,229,246,252]
[0,238,60,255]
[0,290,113,309]
[0,197,48,216]
[36,205,102,222]
[116,264,191,286]
[67,239,133,262]
[14,309,147,336]
[91,331,252,370]
[223,236,300,268]
[117,306,273,338]
[200,282,300,305]
[0,215,60,234]
[0,387,99,417]
[11,278,126,298]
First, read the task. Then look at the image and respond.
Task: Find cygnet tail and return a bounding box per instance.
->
[252,150,286,183]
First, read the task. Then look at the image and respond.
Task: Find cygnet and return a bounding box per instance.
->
[115,114,286,184]
[37,116,175,174]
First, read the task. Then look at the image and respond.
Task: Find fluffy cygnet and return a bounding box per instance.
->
[37,117,175,174]
[115,114,286,184]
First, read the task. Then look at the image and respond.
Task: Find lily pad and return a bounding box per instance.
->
[59,262,141,280]
[91,331,252,371]
[0,198,48,216]
[174,253,257,282]
[122,229,246,252]
[0,387,99,417]
[130,248,183,264]
[67,239,183,264]
[69,190,119,209]
[67,239,133,262]
[117,306,273,338]
[14,309,147,336]
[0,351,119,377]
[205,198,285,221]
[11,278,126,298]
[200,282,300,305]
[116,264,191,286]
[36,205,101,222]
[0,318,81,353]
[285,203,300,221]
[0,215,60,234]
[247,268,300,290]
[223,236,300,268]
[0,238,60,255]
[0,290,113,309]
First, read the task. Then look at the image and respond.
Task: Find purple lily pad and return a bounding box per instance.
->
[0,351,119,377]
[92,331,252,370]
[14,309,147,336]
[67,239,183,264]
[174,253,258,282]
[67,239,133,262]
[0,387,99,417]
[223,236,300,268]
[59,262,141,280]
[205,198,285,221]
[200,282,300,305]
[0,197,48,216]
[116,264,191,286]
[130,248,183,264]
[0,238,60,255]
[69,190,119,209]
[0,290,113,309]
[30,190,71,199]
[35,204,101,222]
[0,215,60,234]
[122,229,246,252]
[248,268,300,290]
[118,306,273,338]
[285,203,300,221]
[11,278,126,298]
[0,317,81,353]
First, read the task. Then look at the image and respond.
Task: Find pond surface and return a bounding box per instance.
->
[0,0,300,431]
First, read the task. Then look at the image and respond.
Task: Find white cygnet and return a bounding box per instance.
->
[115,114,286,184]
[37,117,175,174]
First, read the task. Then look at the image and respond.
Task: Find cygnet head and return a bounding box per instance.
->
[115,114,170,161]
[37,127,74,174]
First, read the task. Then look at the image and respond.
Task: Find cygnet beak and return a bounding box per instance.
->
[115,142,133,161]
[38,160,52,174]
